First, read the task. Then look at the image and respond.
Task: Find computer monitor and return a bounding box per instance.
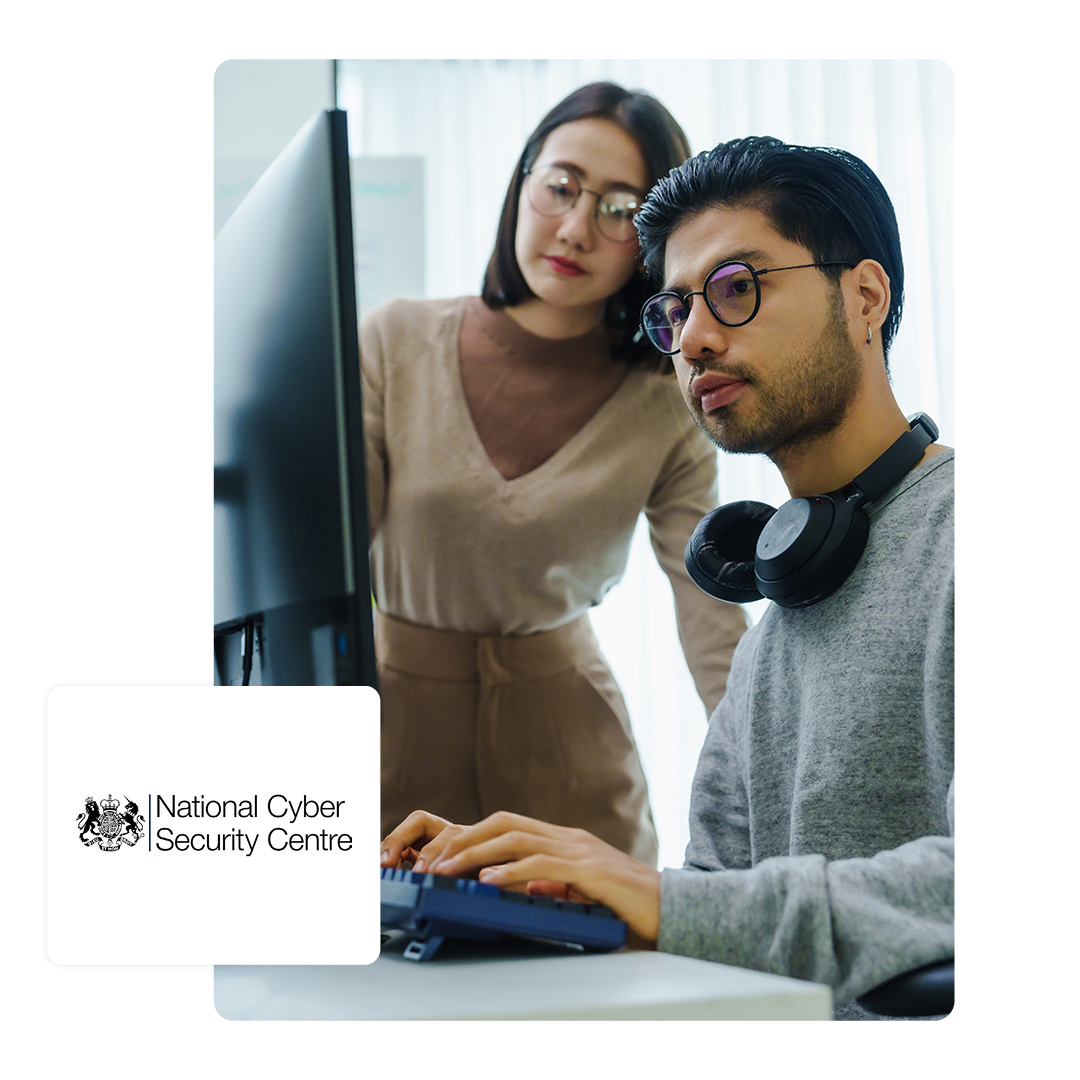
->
[214,108,377,689]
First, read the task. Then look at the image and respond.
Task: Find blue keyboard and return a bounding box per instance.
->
[380,867,627,961]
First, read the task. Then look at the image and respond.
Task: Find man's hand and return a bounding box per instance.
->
[423,811,662,946]
[380,810,470,871]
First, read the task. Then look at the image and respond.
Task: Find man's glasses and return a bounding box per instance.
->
[525,166,642,244]
[639,260,854,355]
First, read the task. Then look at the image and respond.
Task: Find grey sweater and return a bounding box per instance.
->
[657,450,954,1014]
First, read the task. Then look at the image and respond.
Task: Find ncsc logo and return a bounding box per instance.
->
[77,794,145,852]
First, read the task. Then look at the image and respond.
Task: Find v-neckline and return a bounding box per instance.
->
[450,299,635,489]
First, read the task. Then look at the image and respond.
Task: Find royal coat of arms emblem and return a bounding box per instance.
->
[78,794,145,851]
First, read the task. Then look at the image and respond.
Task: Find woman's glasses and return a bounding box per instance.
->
[640,260,854,355]
[525,166,642,244]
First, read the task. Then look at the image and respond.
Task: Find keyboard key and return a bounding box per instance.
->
[426,874,459,891]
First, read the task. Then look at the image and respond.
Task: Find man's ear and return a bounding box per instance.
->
[848,259,891,338]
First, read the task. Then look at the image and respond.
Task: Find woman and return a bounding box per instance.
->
[362,82,747,866]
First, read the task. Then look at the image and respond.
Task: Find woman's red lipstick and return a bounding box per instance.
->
[544,255,585,276]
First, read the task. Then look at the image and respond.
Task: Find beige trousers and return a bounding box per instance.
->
[376,609,658,866]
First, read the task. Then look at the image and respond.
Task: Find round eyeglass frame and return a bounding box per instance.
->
[640,260,855,355]
[524,166,642,244]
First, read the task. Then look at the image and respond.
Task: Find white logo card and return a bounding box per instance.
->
[47,685,379,965]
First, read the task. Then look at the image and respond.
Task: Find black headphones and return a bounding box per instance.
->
[685,413,939,609]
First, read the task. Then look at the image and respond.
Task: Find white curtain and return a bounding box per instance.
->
[338,59,953,869]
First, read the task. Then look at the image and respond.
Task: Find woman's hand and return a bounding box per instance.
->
[423,811,662,946]
[379,810,469,871]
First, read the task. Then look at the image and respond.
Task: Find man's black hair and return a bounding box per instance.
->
[634,136,905,361]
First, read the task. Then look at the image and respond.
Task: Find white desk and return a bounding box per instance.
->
[215,933,832,1020]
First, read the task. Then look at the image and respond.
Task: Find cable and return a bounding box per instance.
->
[241,619,255,686]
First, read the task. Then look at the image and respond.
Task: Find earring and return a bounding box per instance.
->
[866,324,873,345]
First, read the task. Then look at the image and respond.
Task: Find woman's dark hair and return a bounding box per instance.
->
[481,82,690,366]
[635,136,905,364]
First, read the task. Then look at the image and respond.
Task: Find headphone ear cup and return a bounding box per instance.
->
[755,495,871,608]
[685,412,938,610]
[685,500,777,603]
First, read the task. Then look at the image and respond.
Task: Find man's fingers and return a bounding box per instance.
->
[430,830,582,879]
[428,813,580,867]
[527,880,590,903]
[411,824,468,870]
[379,810,454,866]
[477,852,597,897]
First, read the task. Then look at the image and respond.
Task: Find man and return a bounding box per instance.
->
[380,137,954,1019]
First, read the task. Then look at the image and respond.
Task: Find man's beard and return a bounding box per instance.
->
[691,291,864,460]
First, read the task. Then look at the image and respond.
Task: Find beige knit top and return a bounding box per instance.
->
[360,296,746,713]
